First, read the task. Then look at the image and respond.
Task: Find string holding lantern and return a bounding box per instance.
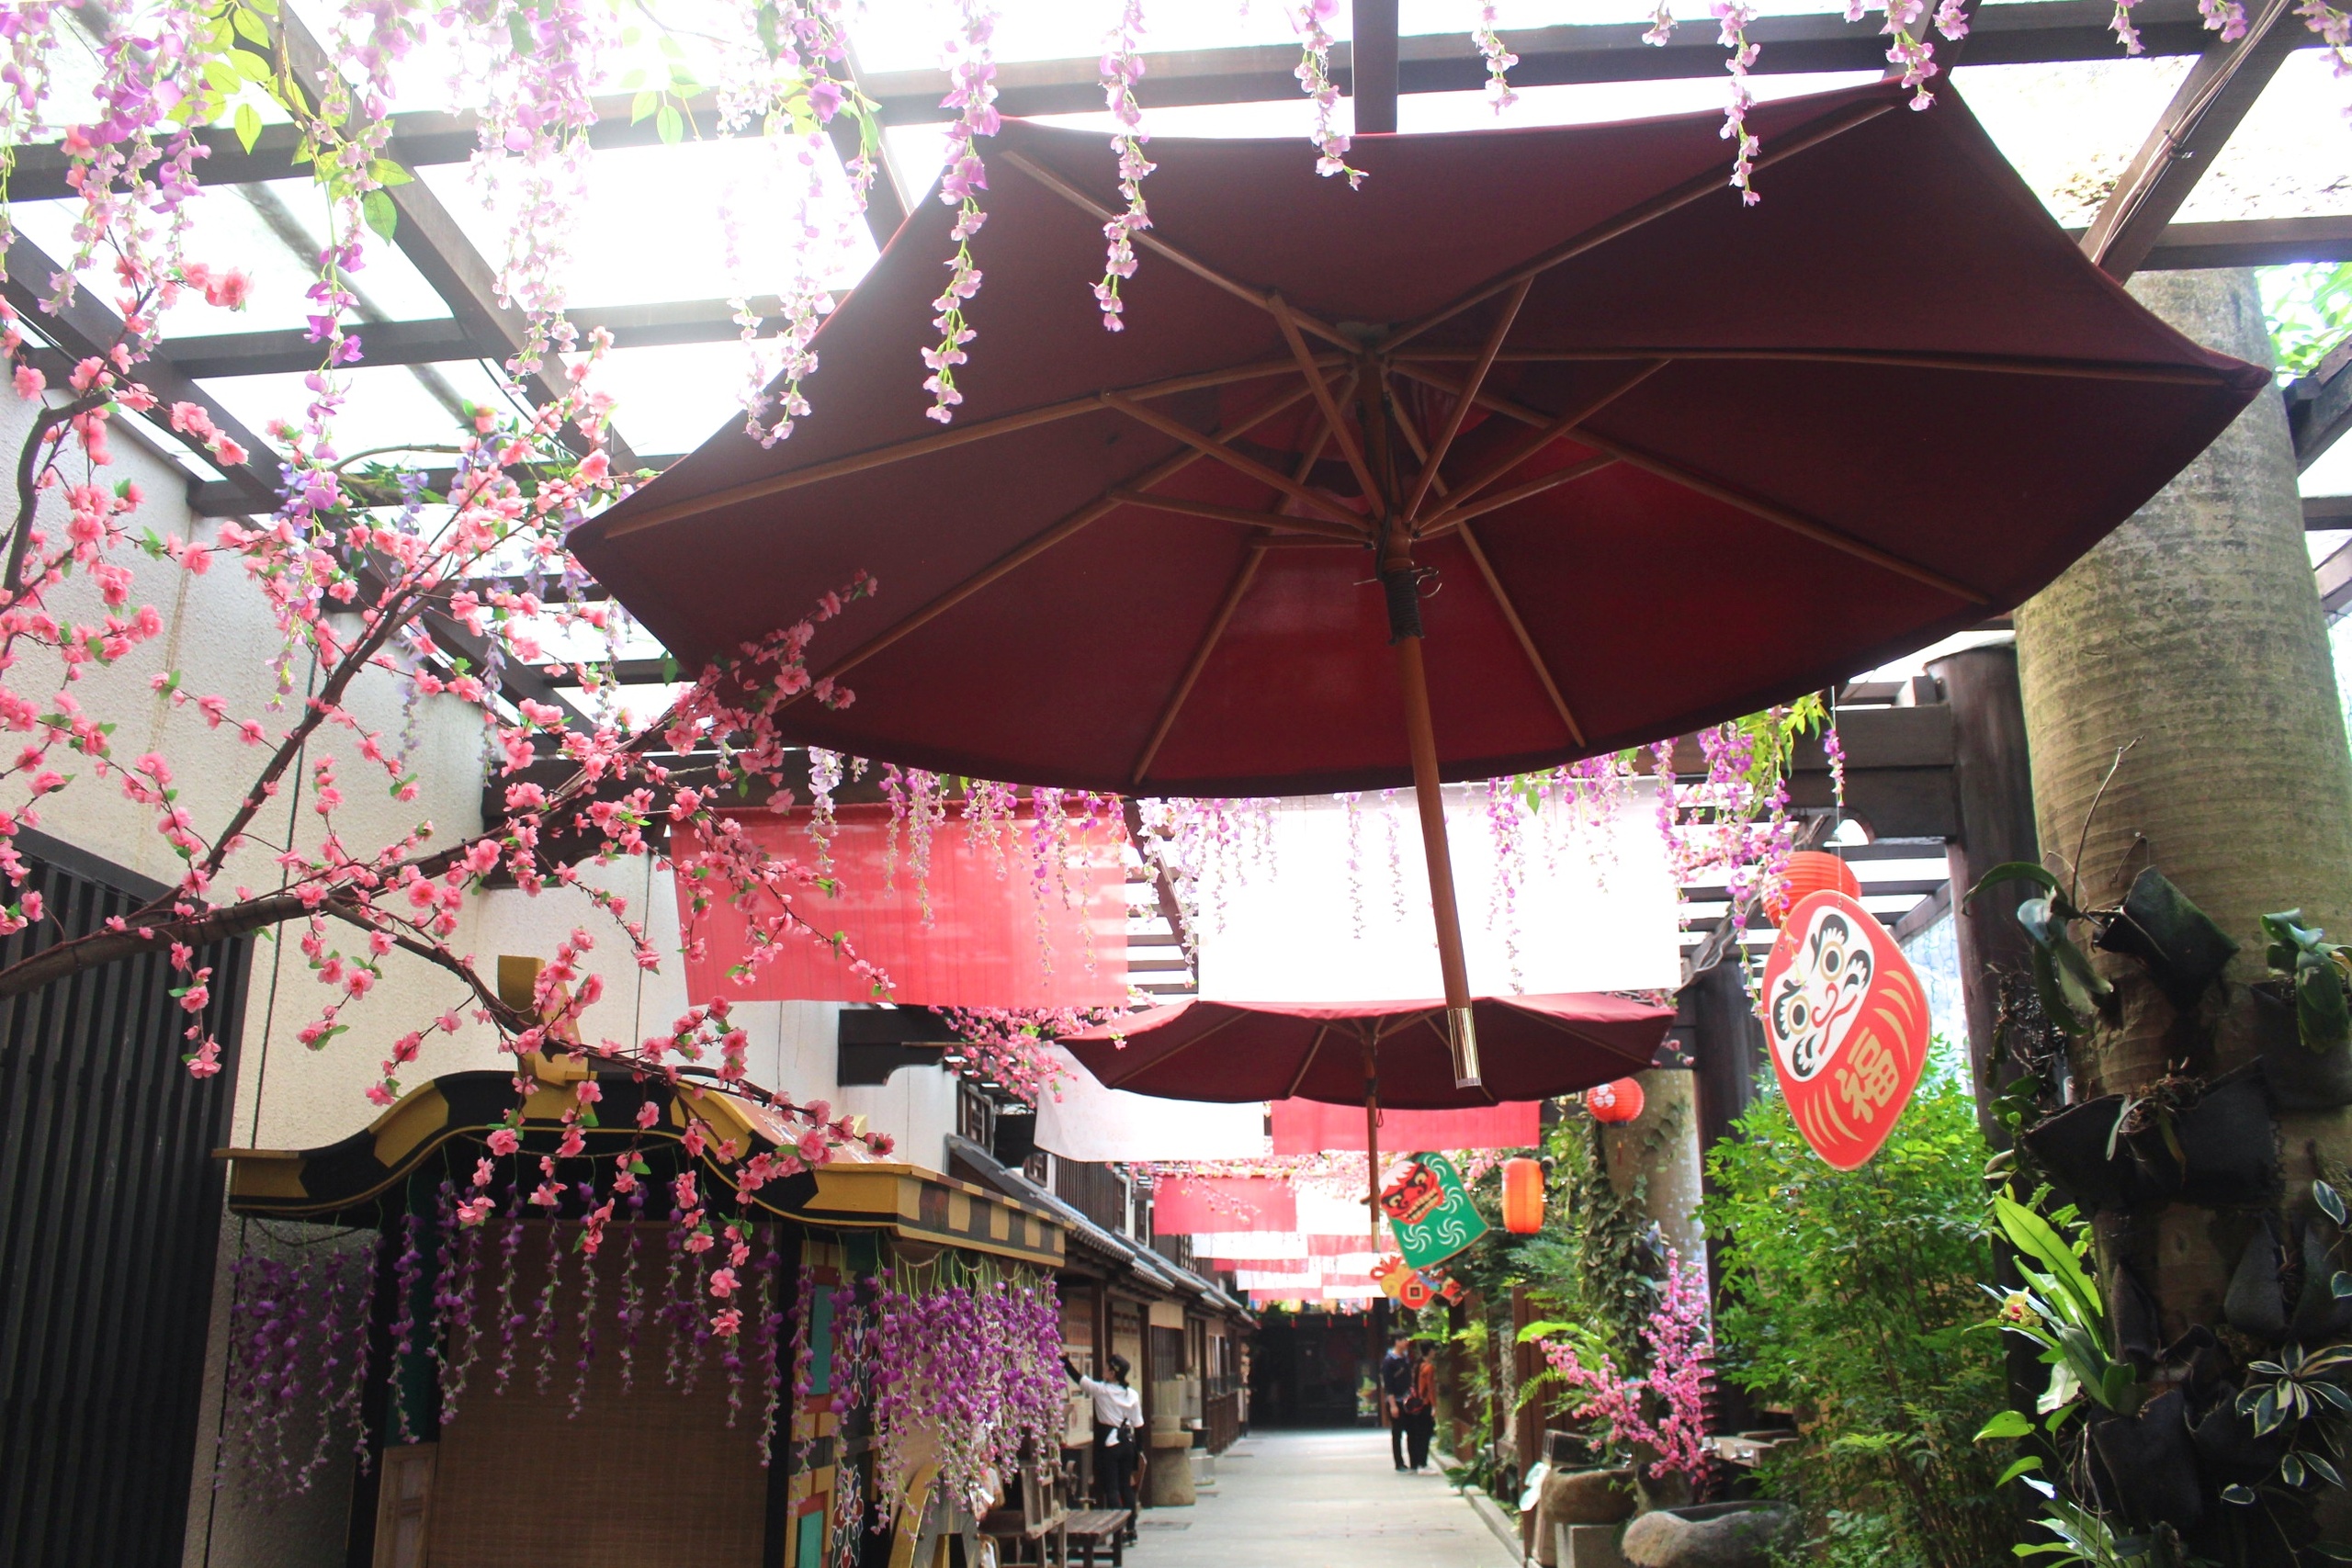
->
[1586,1077,1645,1125]
[1501,1156,1544,1234]
[1763,849,1861,924]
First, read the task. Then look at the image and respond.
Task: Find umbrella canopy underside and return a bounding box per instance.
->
[1059,993,1674,1110]
[577,80,2262,797]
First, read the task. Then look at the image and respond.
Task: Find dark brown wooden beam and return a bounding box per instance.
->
[165,298,786,378]
[1352,0,1400,134]
[2077,0,2305,279]
[2291,342,2352,471]
[2120,213,2352,269]
[2307,494,2352,528]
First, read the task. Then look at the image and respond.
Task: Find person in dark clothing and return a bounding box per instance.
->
[1379,1335,1414,1471]
[1403,1343,1438,1472]
[1066,1352,1143,1540]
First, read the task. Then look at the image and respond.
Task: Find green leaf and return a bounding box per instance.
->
[230,6,270,46]
[656,102,684,144]
[2285,1452,2309,1488]
[1995,1195,2105,1334]
[232,48,272,82]
[232,102,263,153]
[368,157,414,187]
[361,188,398,242]
[632,88,658,124]
[1977,1409,2036,1442]
[507,11,534,56]
[1965,860,2060,908]
[1996,1456,2043,1486]
[2323,1181,2349,1227]
[2222,1483,2258,1506]
[2301,961,2351,1050]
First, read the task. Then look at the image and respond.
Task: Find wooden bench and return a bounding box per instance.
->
[1062,1509,1133,1567]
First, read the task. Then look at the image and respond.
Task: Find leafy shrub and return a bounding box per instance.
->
[1702,1047,2018,1568]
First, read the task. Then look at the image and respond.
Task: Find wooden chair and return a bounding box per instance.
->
[1060,1509,1133,1567]
[978,1457,1069,1567]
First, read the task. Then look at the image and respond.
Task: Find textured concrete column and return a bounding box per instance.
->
[2013,268,2352,1336]
[1600,1068,1704,1283]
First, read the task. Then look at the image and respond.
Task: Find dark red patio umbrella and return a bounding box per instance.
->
[1060,993,1674,1248]
[575,79,2263,1089]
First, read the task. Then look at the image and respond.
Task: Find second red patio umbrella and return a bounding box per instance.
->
[1062,993,1674,1249]
[576,80,2262,1090]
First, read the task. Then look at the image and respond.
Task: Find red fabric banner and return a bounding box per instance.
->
[1150,1176,1296,1234]
[1269,1099,1541,1155]
[674,803,1127,1008]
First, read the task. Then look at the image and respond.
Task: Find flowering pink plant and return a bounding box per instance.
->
[1537,1247,1715,1484]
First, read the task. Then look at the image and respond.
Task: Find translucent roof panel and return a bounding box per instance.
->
[572,340,774,458]
[2178,51,2352,222]
[197,358,515,467]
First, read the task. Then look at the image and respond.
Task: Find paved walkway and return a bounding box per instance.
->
[1125,1430,1521,1568]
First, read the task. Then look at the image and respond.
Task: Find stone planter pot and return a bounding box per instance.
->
[1619,1501,1794,1568]
[1531,1468,1635,1567]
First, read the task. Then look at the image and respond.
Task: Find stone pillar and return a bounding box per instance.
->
[1600,1068,1704,1281]
[2014,268,2352,1333]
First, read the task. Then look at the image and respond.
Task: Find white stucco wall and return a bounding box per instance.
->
[0,395,962,1567]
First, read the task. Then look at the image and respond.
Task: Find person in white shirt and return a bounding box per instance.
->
[1066,1352,1143,1538]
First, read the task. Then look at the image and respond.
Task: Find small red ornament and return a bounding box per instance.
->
[1760,889,1930,1170]
[1586,1077,1645,1124]
[1501,1156,1544,1234]
[1763,849,1862,924]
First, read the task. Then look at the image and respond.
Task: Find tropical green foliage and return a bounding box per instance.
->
[1702,1051,2016,1568]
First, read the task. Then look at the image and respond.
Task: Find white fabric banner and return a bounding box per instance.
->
[1035,1045,1272,1163]
[1189,782,1680,1001]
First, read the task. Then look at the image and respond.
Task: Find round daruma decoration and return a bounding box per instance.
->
[1759,890,1930,1170]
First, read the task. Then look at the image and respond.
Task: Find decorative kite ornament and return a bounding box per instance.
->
[1586,1077,1645,1125]
[1501,1156,1545,1234]
[1763,850,1863,924]
[1759,890,1931,1171]
[1374,1254,1435,1310]
[1379,1154,1491,1271]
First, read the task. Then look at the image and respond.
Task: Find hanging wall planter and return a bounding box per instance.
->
[2094,868,2240,1010]
[2088,1387,2205,1533]
[2254,982,2352,1111]
[2167,1066,2278,1207]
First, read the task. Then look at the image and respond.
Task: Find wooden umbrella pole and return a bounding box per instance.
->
[1394,632,1482,1087]
[1364,1037,1383,1256]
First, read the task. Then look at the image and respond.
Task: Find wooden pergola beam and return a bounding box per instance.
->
[2077,0,2305,279]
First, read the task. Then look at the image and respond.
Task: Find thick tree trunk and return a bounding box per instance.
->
[2013,267,2352,1339]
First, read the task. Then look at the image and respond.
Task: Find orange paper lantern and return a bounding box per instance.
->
[1501,1156,1544,1235]
[1764,850,1862,923]
[1587,1077,1645,1124]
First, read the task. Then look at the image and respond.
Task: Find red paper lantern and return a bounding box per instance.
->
[1764,850,1862,923]
[1587,1077,1645,1124]
[1501,1156,1544,1234]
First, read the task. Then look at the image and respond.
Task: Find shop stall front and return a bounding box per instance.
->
[221,1059,1066,1568]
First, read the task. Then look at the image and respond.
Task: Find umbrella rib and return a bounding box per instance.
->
[805,380,1319,693]
[1456,521,1586,748]
[1401,277,1532,525]
[1131,542,1267,788]
[1282,1024,1333,1099]
[1100,391,1373,535]
[1408,361,1664,534]
[1130,391,1354,786]
[999,148,1355,353]
[1395,363,1990,605]
[1415,455,1617,539]
[1379,96,1898,355]
[1394,345,2242,387]
[1270,294,1381,507]
[594,357,1322,541]
[1106,490,1368,544]
[1096,1008,1252,1088]
[1576,429,1991,605]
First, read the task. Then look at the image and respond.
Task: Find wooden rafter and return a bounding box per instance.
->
[1270,295,1380,505]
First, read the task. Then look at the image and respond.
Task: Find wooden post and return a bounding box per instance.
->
[1682,962,1763,1435]
[1351,0,1399,134]
[1365,1038,1384,1255]
[1928,644,2041,1146]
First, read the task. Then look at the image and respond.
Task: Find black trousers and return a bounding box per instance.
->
[1092,1422,1139,1517]
[1389,1408,1408,1468]
[1404,1408,1435,1470]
